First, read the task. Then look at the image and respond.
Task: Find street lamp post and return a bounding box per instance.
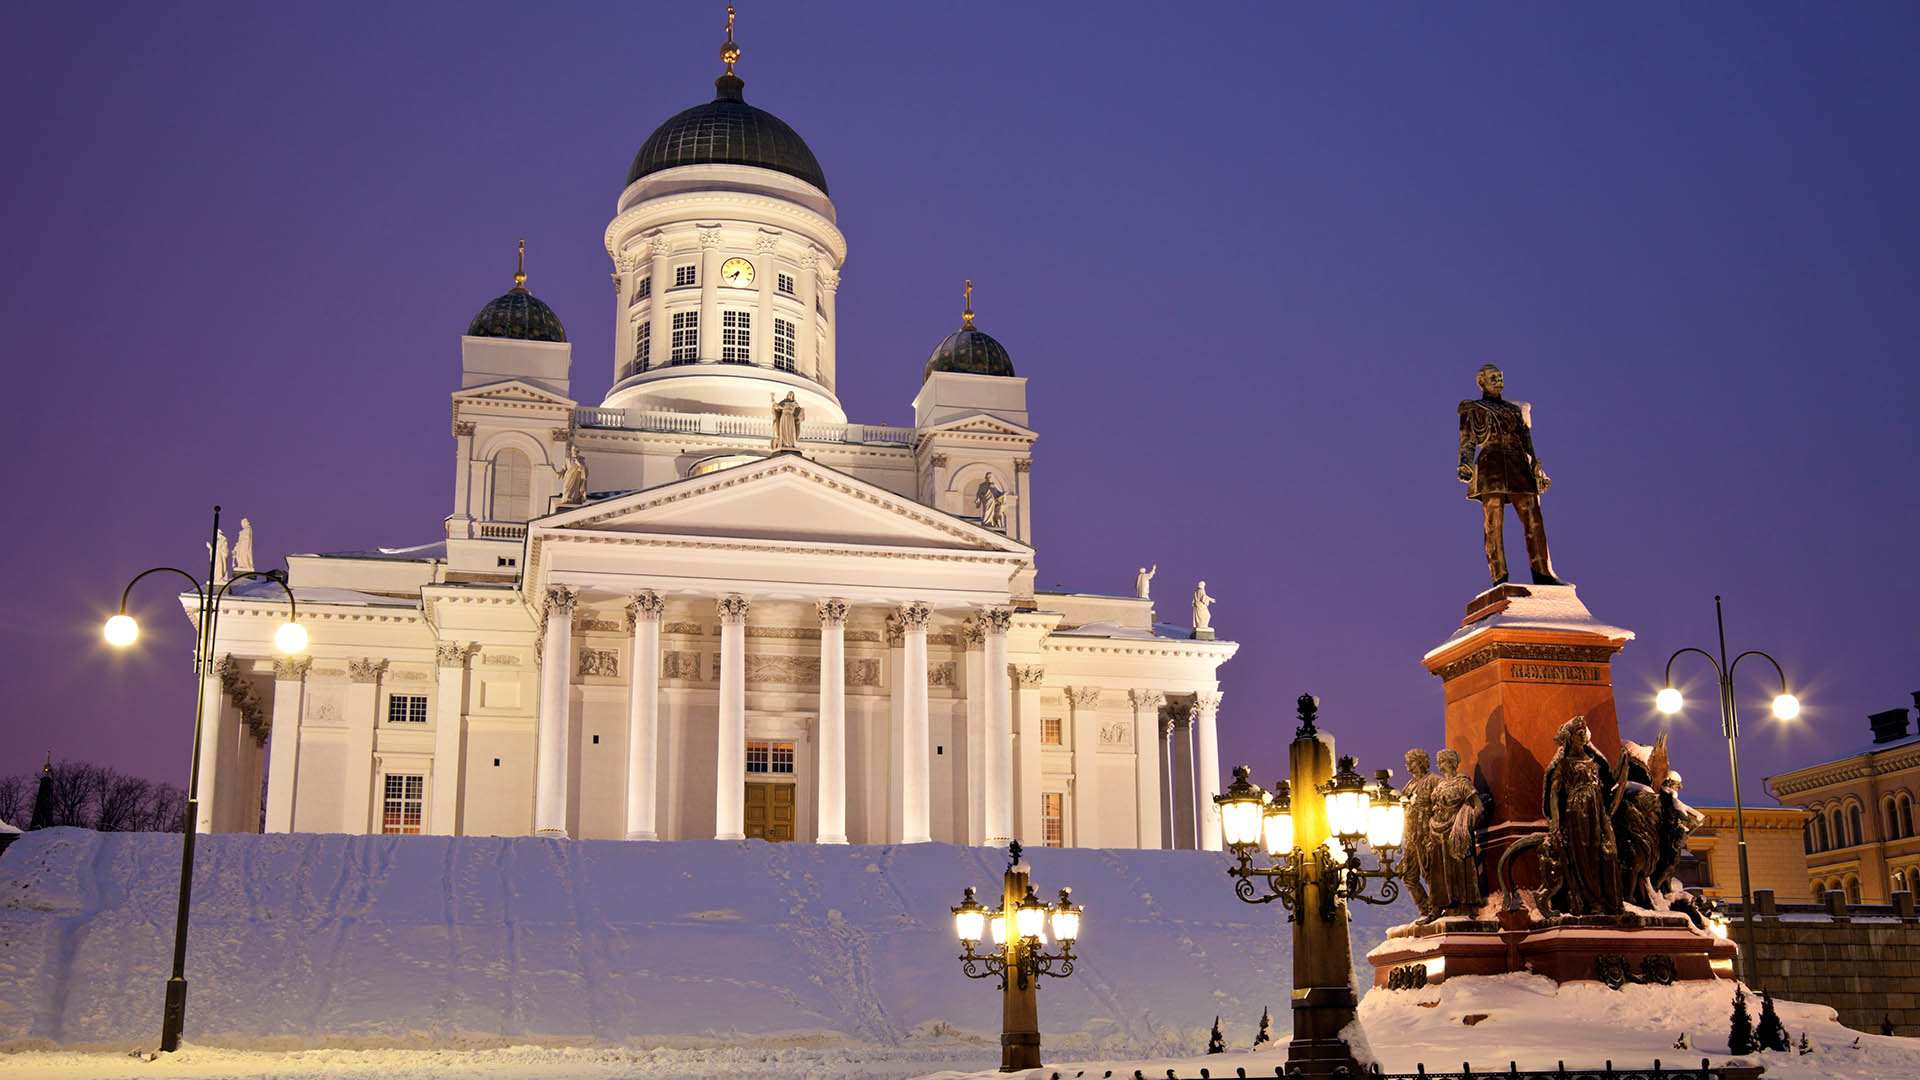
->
[1654,594,1798,992]
[950,841,1083,1072]
[105,505,304,1054]
[1213,694,1406,1079]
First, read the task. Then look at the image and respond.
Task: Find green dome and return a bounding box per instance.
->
[467,249,567,343]
[923,327,1015,382]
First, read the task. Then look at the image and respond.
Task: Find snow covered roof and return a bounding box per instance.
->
[1049,619,1210,642]
[1424,583,1633,662]
[0,817,19,834]
[222,576,419,608]
[302,541,448,562]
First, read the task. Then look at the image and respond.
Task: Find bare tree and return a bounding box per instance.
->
[0,775,25,827]
[45,761,100,828]
[138,782,188,833]
[93,772,151,832]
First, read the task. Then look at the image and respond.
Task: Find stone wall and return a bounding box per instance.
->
[1738,888,1920,1035]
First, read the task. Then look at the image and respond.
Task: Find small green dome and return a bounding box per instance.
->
[923,327,1015,382]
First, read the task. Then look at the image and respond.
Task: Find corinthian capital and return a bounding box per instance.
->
[541,586,577,625]
[716,593,751,625]
[897,601,932,631]
[1166,701,1194,727]
[435,642,474,669]
[978,607,1013,635]
[1129,689,1167,712]
[816,266,840,292]
[817,598,850,627]
[1193,692,1223,720]
[1067,686,1102,710]
[348,657,388,684]
[647,233,674,258]
[959,619,984,648]
[697,227,724,249]
[274,655,312,681]
[627,590,666,629]
[1008,664,1046,688]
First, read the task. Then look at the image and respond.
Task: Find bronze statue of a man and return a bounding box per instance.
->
[1458,365,1562,586]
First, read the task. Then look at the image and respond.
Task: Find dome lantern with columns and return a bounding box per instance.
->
[600,7,848,424]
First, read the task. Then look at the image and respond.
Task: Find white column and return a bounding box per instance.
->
[343,658,384,834]
[697,228,723,361]
[1013,459,1033,545]
[898,601,932,844]
[753,235,777,368]
[1130,689,1166,849]
[1009,664,1045,841]
[430,643,469,835]
[1169,702,1196,849]
[193,662,226,833]
[816,598,849,844]
[715,593,750,840]
[263,656,309,833]
[623,591,665,840]
[1158,712,1176,848]
[1067,687,1102,847]
[797,251,820,381]
[1194,691,1224,851]
[534,587,575,838]
[981,609,1014,845]
[451,422,476,529]
[816,265,839,390]
[647,233,671,366]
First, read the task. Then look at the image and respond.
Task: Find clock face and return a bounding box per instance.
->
[720,257,755,287]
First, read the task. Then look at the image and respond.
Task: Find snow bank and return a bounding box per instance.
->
[0,829,1411,1058]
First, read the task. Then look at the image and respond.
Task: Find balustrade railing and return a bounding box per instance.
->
[476,521,527,540]
[1085,1059,1760,1080]
[573,406,914,446]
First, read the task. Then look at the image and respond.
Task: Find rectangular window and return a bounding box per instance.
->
[631,277,651,304]
[1041,716,1062,745]
[1042,792,1064,847]
[382,774,424,835]
[772,318,797,373]
[673,264,697,288]
[777,272,795,296]
[387,694,428,724]
[746,740,795,774]
[670,310,699,364]
[633,321,651,373]
[721,310,752,364]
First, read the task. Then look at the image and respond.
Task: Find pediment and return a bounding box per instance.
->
[534,454,1030,554]
[921,414,1037,440]
[453,379,577,408]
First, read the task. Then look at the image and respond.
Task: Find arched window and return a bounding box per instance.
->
[1830,808,1847,848]
[1815,814,1830,852]
[1894,869,1910,896]
[1847,877,1862,904]
[1902,794,1915,839]
[490,449,531,523]
[1850,804,1865,847]
[1886,797,1900,842]
[1804,820,1817,854]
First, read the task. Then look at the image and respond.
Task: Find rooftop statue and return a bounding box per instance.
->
[1191,581,1215,633]
[233,518,255,575]
[771,392,804,452]
[975,474,1006,530]
[1135,564,1156,600]
[206,529,230,586]
[1458,365,1562,586]
[560,443,588,505]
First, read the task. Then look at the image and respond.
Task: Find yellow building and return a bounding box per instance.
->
[1766,693,1920,903]
[1682,805,1814,902]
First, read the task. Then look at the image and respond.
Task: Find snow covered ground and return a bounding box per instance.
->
[0,828,1405,1075]
[7,829,1919,1080]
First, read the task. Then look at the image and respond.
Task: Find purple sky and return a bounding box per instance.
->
[4,3,1915,812]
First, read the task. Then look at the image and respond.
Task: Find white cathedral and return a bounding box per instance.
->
[192,22,1236,851]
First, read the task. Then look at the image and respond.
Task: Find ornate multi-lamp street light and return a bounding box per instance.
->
[1654,595,1798,992]
[1212,694,1407,1079]
[950,841,1083,1072]
[104,505,304,1054]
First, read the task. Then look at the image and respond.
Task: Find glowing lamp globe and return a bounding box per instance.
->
[989,912,1009,945]
[1323,757,1371,841]
[1656,687,1684,715]
[104,614,140,648]
[1263,794,1294,857]
[1015,889,1048,941]
[1048,889,1081,944]
[274,621,309,654]
[1214,766,1267,850]
[951,888,987,944]
[1367,798,1405,850]
[1772,693,1800,721]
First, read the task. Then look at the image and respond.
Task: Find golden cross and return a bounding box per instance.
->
[962,278,975,328]
[514,238,527,290]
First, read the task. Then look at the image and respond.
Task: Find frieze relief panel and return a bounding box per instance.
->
[1099,721,1133,748]
[846,629,882,643]
[746,654,821,686]
[749,626,822,641]
[665,622,706,636]
[307,698,346,729]
[575,619,623,633]
[388,669,431,683]
[846,657,882,688]
[662,650,702,680]
[928,662,957,689]
[479,653,521,667]
[1039,694,1064,707]
[578,649,620,678]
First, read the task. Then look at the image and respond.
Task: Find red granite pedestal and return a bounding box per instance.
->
[1367,914,1739,989]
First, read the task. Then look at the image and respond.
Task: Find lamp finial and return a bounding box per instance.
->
[511,238,528,293]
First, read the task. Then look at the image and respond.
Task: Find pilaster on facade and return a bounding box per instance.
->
[1129,689,1167,850]
[1193,691,1224,851]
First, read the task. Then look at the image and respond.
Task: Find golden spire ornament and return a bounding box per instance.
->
[511,238,528,293]
[961,278,976,330]
[721,5,739,75]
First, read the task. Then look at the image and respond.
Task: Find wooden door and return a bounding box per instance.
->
[744,782,796,841]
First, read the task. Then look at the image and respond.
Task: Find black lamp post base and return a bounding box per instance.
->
[159,977,188,1053]
[1288,985,1364,1079]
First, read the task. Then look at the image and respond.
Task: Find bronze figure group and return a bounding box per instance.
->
[1402,748,1486,922]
